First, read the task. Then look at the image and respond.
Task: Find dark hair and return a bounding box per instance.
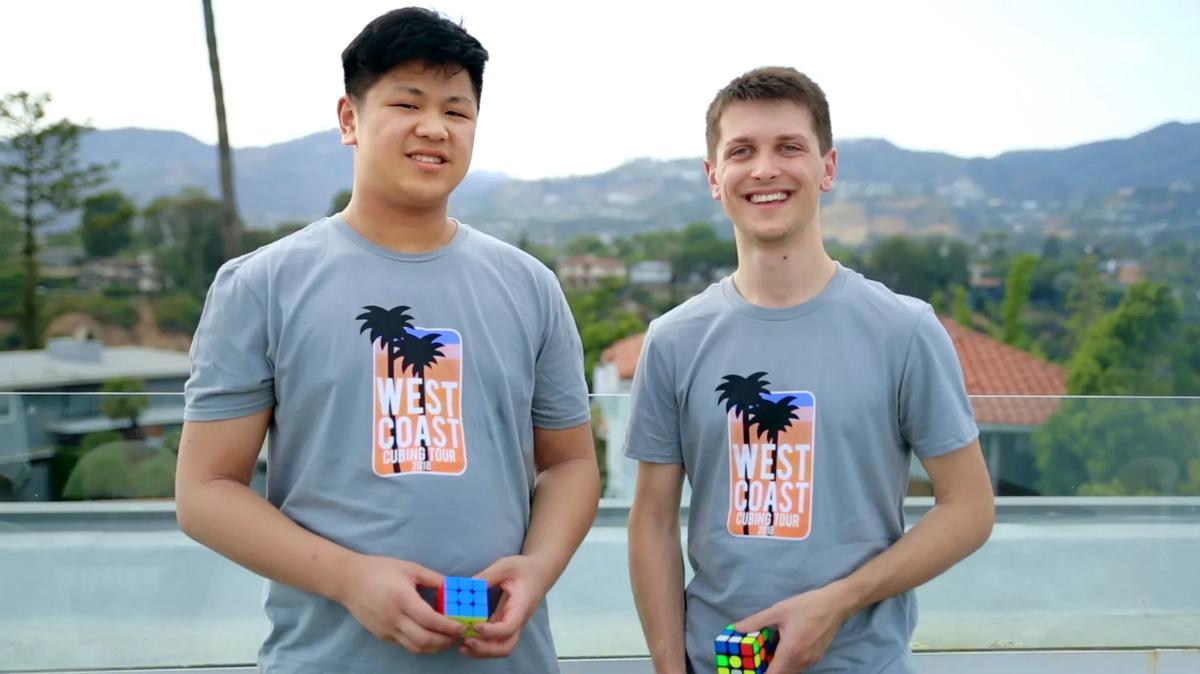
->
[705,66,832,159]
[342,7,489,105]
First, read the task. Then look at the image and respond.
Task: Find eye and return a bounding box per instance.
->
[390,103,418,110]
[781,144,804,153]
[728,146,751,158]
[446,110,472,119]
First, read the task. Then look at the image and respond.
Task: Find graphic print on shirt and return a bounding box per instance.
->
[716,372,815,539]
[357,305,466,476]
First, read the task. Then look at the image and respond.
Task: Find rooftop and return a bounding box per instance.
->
[0,339,191,391]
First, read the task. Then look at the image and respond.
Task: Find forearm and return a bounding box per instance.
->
[830,496,994,614]
[176,477,359,603]
[521,456,601,587]
[629,510,687,674]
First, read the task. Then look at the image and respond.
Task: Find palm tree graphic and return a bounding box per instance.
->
[751,395,801,533]
[397,331,446,470]
[357,305,414,474]
[716,372,771,535]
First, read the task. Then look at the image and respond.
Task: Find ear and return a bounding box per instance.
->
[819,146,838,192]
[338,95,358,146]
[704,158,721,201]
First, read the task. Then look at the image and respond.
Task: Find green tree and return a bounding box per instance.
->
[1031,281,1198,496]
[565,233,613,257]
[951,284,972,328]
[1032,399,1200,496]
[63,439,176,500]
[929,289,946,315]
[516,231,558,270]
[1068,282,1180,396]
[0,92,107,347]
[202,0,242,260]
[866,235,968,302]
[150,291,203,333]
[329,189,351,215]
[1064,256,1104,355]
[100,377,150,440]
[672,221,735,285]
[567,277,644,386]
[0,201,18,264]
[141,188,225,297]
[80,190,136,258]
[240,221,305,253]
[1000,254,1038,347]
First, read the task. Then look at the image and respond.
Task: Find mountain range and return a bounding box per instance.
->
[78,121,1200,243]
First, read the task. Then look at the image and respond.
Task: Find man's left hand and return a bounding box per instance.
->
[733,583,855,674]
[460,555,554,659]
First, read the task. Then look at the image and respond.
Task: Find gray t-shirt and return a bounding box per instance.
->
[185,216,590,674]
[624,264,977,674]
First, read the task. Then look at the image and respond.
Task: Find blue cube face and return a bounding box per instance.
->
[441,576,490,619]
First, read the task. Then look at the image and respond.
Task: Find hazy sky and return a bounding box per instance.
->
[2,0,1198,179]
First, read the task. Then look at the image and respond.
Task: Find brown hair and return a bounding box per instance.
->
[705,66,832,159]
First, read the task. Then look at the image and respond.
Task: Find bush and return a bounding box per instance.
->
[151,292,203,334]
[62,439,177,500]
[43,294,139,329]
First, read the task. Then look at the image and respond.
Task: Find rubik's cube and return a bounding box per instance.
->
[437,576,490,637]
[714,624,778,674]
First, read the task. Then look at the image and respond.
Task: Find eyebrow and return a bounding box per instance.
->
[389,85,475,106]
[725,134,811,147]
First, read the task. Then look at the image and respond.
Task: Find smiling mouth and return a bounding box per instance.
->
[746,191,791,204]
[408,153,446,165]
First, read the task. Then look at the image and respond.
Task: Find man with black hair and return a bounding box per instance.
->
[175,8,599,673]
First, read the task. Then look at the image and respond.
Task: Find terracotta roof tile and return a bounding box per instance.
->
[938,317,1067,427]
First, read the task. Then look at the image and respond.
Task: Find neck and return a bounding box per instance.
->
[732,222,837,308]
[340,190,455,254]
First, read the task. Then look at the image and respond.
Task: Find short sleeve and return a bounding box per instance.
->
[898,307,979,458]
[531,281,591,429]
[622,323,683,464]
[184,264,276,421]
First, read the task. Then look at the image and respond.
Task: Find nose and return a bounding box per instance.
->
[750,153,780,181]
[415,112,449,142]
[748,152,777,181]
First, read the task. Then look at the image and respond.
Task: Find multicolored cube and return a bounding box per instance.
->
[436,576,490,637]
[714,624,778,674]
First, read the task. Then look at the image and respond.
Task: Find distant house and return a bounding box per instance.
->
[968,262,1003,302]
[629,260,672,286]
[0,335,191,501]
[38,246,84,284]
[557,256,626,290]
[1101,259,1145,287]
[80,253,163,293]
[592,319,1067,498]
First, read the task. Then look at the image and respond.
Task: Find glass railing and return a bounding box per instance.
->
[1,392,1198,671]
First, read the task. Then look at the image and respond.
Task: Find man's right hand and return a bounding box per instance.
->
[335,555,467,654]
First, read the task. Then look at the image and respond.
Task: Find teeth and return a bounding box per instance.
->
[411,154,445,164]
[750,192,788,204]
